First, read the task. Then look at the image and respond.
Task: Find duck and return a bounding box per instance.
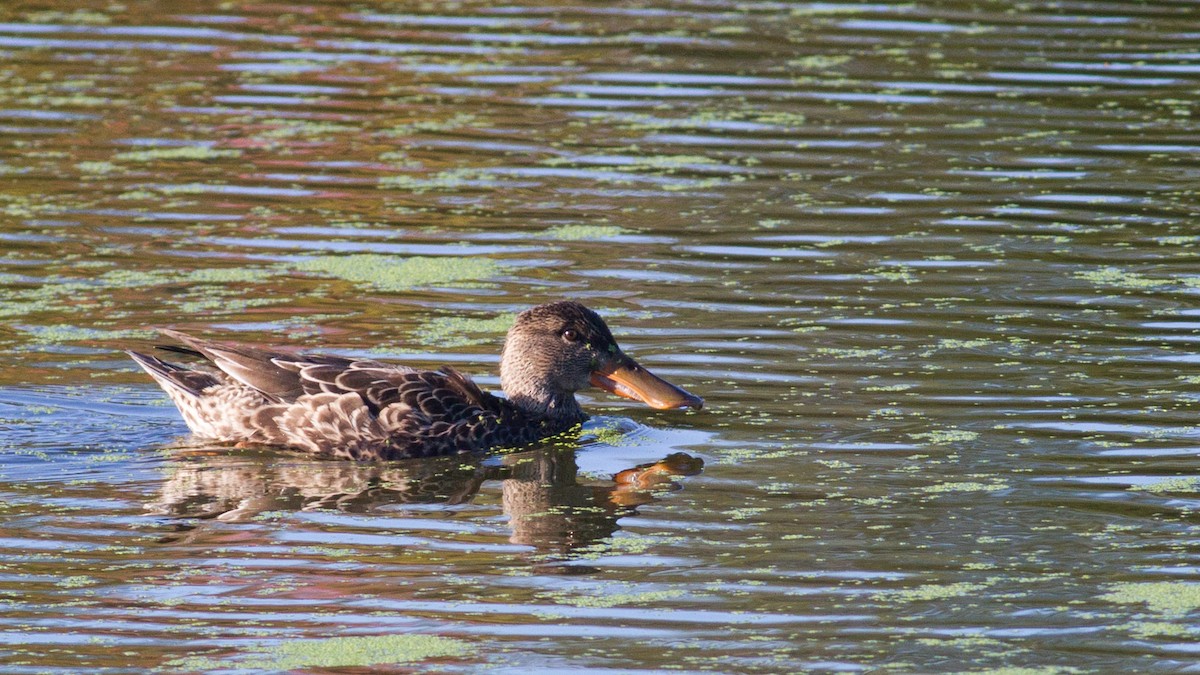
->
[128,301,703,460]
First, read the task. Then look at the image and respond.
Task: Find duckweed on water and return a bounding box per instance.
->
[545,224,629,240]
[960,662,1084,667]
[76,161,118,175]
[24,9,112,23]
[416,313,516,347]
[19,324,152,344]
[910,429,980,444]
[560,589,687,608]
[920,480,1008,494]
[378,168,493,192]
[589,424,639,447]
[875,581,990,603]
[171,634,470,671]
[1075,266,1200,291]
[102,267,279,287]
[1127,621,1200,639]
[1129,476,1200,494]
[113,146,242,162]
[257,119,358,139]
[292,255,503,292]
[1100,581,1200,618]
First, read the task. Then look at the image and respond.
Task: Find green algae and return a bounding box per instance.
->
[3,255,502,328]
[416,312,516,347]
[920,480,1008,494]
[545,224,629,240]
[112,146,242,162]
[378,168,493,192]
[588,422,642,447]
[21,94,109,108]
[171,634,470,671]
[910,429,979,444]
[292,255,503,292]
[382,112,478,136]
[1100,581,1200,618]
[574,531,675,559]
[1127,621,1200,639]
[24,9,112,23]
[1129,476,1200,494]
[864,383,915,392]
[960,662,1084,667]
[174,295,282,314]
[1074,266,1200,291]
[76,161,119,175]
[257,119,358,139]
[101,267,279,287]
[19,324,152,344]
[788,54,853,69]
[560,589,687,608]
[875,581,990,603]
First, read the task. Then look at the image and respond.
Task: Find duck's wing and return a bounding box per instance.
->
[155,331,521,459]
[239,364,517,460]
[158,329,414,403]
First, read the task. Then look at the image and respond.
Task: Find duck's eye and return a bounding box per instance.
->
[561,328,579,342]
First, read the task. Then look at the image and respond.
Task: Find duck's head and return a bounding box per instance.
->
[499,301,704,420]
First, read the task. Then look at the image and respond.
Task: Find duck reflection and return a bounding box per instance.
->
[149,441,702,555]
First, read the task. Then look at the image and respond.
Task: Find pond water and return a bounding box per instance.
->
[2,0,1200,671]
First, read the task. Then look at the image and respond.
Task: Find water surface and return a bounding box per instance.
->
[2,0,1200,672]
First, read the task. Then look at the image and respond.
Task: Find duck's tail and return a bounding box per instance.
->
[127,350,220,398]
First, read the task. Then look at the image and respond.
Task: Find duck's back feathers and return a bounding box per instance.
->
[133,331,569,460]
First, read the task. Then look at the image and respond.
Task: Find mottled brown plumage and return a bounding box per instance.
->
[129,301,703,460]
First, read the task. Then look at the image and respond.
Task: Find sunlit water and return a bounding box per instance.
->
[2,0,1200,671]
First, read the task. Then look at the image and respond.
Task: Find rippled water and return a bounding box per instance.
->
[3,1,1200,671]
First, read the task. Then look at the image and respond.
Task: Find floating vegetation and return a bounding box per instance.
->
[1074,266,1200,291]
[18,324,152,344]
[76,161,119,175]
[588,422,638,447]
[558,588,687,608]
[787,55,853,70]
[382,112,478,136]
[875,581,990,603]
[292,255,504,292]
[174,295,283,315]
[545,224,629,240]
[112,146,242,162]
[910,429,980,445]
[0,266,275,315]
[1128,476,1200,494]
[4,2,1200,671]
[816,347,893,359]
[95,267,278,287]
[171,635,470,671]
[257,119,358,139]
[955,662,1089,667]
[378,168,495,193]
[1100,581,1200,618]
[920,480,1008,494]
[23,8,111,23]
[1126,621,1200,639]
[416,312,516,347]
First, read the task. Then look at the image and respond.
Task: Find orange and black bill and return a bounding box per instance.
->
[590,355,703,410]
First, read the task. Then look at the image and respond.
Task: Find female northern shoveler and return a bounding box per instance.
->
[128,301,703,460]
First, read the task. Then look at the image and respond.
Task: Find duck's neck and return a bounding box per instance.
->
[499,335,587,427]
[505,387,586,427]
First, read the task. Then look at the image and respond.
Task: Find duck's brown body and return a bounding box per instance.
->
[129,302,702,460]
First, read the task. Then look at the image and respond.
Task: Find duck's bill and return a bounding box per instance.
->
[590,356,704,410]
